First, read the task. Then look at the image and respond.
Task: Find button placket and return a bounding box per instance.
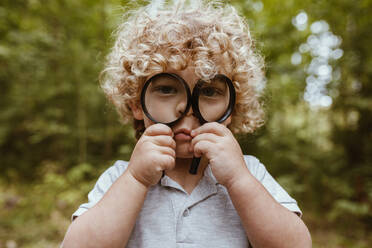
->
[183,208,190,217]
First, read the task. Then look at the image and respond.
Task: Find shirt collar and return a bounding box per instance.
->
[203,164,219,185]
[159,164,219,194]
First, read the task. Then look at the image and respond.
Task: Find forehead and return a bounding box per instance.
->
[157,64,231,85]
[167,67,198,86]
[142,45,233,82]
[141,51,233,94]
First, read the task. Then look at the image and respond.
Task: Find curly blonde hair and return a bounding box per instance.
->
[100,0,265,138]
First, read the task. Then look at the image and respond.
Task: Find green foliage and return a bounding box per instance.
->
[0,0,371,246]
[0,0,135,180]
[0,162,101,247]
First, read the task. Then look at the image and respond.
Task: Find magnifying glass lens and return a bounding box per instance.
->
[198,76,231,122]
[143,74,188,124]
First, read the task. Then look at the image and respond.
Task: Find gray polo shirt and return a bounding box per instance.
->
[72,155,301,247]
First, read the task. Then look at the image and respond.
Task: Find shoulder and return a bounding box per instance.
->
[71,160,129,220]
[109,160,129,175]
[95,160,129,186]
[86,160,130,202]
[242,155,302,216]
[242,155,267,181]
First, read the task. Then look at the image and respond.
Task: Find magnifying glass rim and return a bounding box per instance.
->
[140,72,192,126]
[191,74,236,124]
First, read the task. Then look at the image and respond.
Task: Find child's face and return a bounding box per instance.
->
[132,66,232,158]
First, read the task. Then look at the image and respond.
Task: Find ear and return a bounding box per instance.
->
[129,101,144,120]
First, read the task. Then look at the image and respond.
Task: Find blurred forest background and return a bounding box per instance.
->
[0,0,371,247]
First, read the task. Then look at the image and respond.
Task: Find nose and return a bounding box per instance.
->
[174,107,199,130]
[176,100,188,117]
[176,100,198,120]
[175,97,197,116]
[184,106,199,123]
[187,108,198,118]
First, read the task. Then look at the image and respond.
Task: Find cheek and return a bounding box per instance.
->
[143,115,155,128]
[221,115,232,126]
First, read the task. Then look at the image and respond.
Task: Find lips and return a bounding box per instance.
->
[174,129,192,141]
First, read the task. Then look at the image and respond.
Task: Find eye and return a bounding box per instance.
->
[154,85,178,95]
[200,86,222,97]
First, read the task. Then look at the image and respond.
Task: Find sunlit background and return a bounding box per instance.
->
[0,0,371,247]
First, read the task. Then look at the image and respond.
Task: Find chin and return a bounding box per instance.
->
[175,141,193,157]
[175,153,194,159]
[175,147,194,159]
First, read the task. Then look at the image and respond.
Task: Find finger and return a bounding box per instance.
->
[193,140,214,158]
[162,156,176,171]
[150,135,176,150]
[144,123,173,137]
[191,122,228,137]
[156,154,175,171]
[191,133,218,149]
[156,145,176,158]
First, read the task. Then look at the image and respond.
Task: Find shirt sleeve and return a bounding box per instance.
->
[243,155,302,217]
[71,160,128,221]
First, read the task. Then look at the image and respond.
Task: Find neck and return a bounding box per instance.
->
[165,156,208,194]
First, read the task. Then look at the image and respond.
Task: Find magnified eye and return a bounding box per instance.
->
[200,86,222,97]
[153,85,178,95]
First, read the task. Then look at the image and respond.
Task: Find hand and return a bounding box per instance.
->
[190,122,248,187]
[128,124,176,188]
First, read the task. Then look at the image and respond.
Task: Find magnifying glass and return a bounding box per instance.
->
[141,72,235,174]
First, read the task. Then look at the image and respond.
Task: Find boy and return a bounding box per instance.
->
[61,0,311,247]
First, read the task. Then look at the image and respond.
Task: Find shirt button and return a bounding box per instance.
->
[183,208,190,217]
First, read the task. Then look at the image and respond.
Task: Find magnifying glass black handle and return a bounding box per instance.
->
[189,156,201,174]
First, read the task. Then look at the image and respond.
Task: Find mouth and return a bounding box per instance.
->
[174,129,192,141]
